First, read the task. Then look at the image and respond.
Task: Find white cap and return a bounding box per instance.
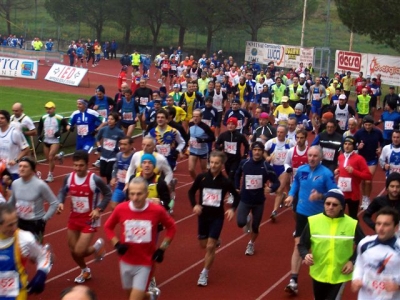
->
[299,73,306,78]
[339,94,347,100]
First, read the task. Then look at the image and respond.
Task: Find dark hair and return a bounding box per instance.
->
[205,96,213,103]
[60,286,97,300]
[72,150,89,164]
[156,109,169,119]
[0,110,10,123]
[295,129,308,139]
[19,156,36,171]
[251,141,265,151]
[0,203,16,225]
[165,106,176,119]
[120,136,133,144]
[108,111,120,122]
[376,206,400,226]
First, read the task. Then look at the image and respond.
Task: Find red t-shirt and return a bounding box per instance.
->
[104,201,176,266]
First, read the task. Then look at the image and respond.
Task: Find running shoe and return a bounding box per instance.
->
[92,160,100,168]
[148,277,157,291]
[285,279,298,295]
[93,238,106,262]
[43,243,54,265]
[149,287,161,300]
[360,196,370,210]
[45,173,54,183]
[245,243,254,256]
[74,269,91,283]
[226,193,234,204]
[197,273,208,286]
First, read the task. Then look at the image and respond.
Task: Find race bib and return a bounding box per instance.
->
[103,138,116,151]
[273,148,287,165]
[156,144,171,156]
[363,270,394,300]
[45,128,55,138]
[0,271,19,297]
[189,137,201,149]
[384,121,394,130]
[71,196,90,213]
[313,93,320,100]
[77,125,89,136]
[98,109,107,118]
[117,169,127,183]
[202,119,212,126]
[237,120,243,129]
[338,177,352,192]
[245,175,263,190]
[389,164,400,174]
[213,99,222,110]
[171,65,177,70]
[338,119,346,130]
[261,97,269,105]
[139,97,149,106]
[162,63,169,69]
[224,141,237,155]
[322,147,335,161]
[202,188,222,207]
[122,112,133,121]
[124,220,152,243]
[16,200,35,219]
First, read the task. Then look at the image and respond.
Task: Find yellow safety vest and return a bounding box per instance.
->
[288,84,302,101]
[309,213,357,284]
[357,95,371,115]
[131,53,141,66]
[136,173,160,198]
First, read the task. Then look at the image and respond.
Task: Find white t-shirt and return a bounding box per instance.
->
[10,114,35,133]
[0,127,29,174]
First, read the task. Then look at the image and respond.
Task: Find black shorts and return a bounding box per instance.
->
[198,214,224,240]
[43,142,58,148]
[162,70,168,77]
[215,112,223,128]
[294,213,309,238]
[370,96,377,108]
[169,71,177,77]
[18,218,46,243]
[120,121,136,129]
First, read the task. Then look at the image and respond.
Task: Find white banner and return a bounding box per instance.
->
[0,57,38,79]
[335,50,400,86]
[244,41,314,69]
[45,63,88,86]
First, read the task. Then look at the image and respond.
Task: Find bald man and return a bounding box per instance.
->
[60,286,97,300]
[10,102,37,149]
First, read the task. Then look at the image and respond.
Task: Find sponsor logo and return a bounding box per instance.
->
[369,57,400,76]
[21,61,35,77]
[337,51,362,72]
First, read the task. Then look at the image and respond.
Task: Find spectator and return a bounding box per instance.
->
[45,38,53,51]
[110,40,118,59]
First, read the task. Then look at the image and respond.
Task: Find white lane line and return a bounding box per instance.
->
[255,186,387,299]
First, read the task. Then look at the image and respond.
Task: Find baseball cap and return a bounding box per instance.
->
[339,94,347,100]
[173,84,180,88]
[333,79,338,83]
[227,117,238,127]
[299,73,306,78]
[45,101,56,108]
[281,96,289,103]
[363,115,374,124]
[259,112,269,119]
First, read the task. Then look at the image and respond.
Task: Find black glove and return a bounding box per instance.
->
[54,131,61,138]
[286,168,293,173]
[152,248,165,263]
[114,242,129,255]
[27,270,47,294]
[69,126,75,132]
[97,146,102,152]
[374,121,381,126]
[114,146,120,153]
[196,138,204,143]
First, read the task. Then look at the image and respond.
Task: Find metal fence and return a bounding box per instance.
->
[0,45,63,65]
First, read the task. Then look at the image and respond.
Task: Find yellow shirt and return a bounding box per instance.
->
[255,74,266,83]
[273,105,294,125]
[163,105,187,123]
[341,76,353,91]
[94,44,101,55]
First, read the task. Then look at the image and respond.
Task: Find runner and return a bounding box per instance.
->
[375,99,400,145]
[57,150,112,283]
[223,100,251,134]
[379,130,400,176]
[104,177,176,300]
[178,81,204,132]
[115,88,139,137]
[10,103,37,151]
[37,101,68,182]
[188,151,240,286]
[134,79,153,135]
[250,112,276,143]
[235,142,280,255]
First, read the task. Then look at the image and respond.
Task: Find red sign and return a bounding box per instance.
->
[337,51,362,72]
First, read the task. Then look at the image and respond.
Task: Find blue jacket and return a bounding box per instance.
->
[289,164,337,217]
[188,122,215,155]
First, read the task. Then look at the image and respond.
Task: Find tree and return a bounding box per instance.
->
[134,0,171,57]
[165,0,196,47]
[113,0,135,53]
[0,0,32,35]
[229,0,317,41]
[335,0,400,52]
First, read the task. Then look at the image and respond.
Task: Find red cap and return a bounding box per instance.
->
[227,117,238,127]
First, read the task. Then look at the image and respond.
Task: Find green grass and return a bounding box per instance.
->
[2,86,86,121]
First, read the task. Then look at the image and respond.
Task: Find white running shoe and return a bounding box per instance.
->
[45,174,54,183]
[245,243,254,256]
[197,272,208,286]
[360,196,370,210]
[285,279,298,294]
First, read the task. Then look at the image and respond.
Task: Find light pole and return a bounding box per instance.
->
[300,0,307,47]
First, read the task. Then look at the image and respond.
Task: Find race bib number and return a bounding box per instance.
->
[261,97,269,105]
[124,220,152,243]
[237,120,243,129]
[273,149,287,165]
[162,63,169,69]
[98,109,107,118]
[0,271,19,297]
[139,97,149,106]
[45,128,55,138]
[122,112,133,121]
[202,119,212,126]
[189,137,201,149]
[245,175,263,190]
[363,270,394,300]
[16,200,35,219]
[77,125,89,136]
[322,147,335,161]
[384,121,394,130]
[171,65,177,70]
[156,144,171,156]
[202,188,222,207]
[338,119,346,130]
[389,164,400,174]
[224,141,237,155]
[103,138,116,151]
[213,99,222,110]
[313,93,320,101]
[338,177,352,192]
[71,196,90,213]
[117,169,127,183]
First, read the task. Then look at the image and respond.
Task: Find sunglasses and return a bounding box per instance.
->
[324,202,339,207]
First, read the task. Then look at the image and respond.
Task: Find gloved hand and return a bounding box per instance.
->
[196,138,205,143]
[286,168,293,173]
[152,248,165,263]
[97,146,102,152]
[54,131,61,138]
[27,270,47,294]
[114,242,129,255]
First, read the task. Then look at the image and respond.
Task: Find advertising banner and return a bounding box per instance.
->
[45,63,87,86]
[0,57,38,79]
